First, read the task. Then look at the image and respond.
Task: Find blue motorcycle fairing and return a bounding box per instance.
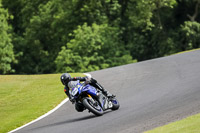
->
[81,84,98,97]
[81,84,108,110]
[72,83,98,99]
[72,82,112,111]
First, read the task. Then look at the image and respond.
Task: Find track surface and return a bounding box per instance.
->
[15,50,200,133]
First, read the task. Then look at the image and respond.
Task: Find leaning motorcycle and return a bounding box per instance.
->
[69,81,120,116]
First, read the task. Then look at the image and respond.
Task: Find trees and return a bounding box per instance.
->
[1,0,200,74]
[12,0,81,73]
[178,21,200,51]
[0,0,16,74]
[125,0,178,61]
[55,23,134,73]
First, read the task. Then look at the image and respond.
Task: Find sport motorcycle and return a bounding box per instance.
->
[69,79,120,116]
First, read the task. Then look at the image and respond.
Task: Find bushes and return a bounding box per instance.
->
[55,23,134,73]
[1,0,200,74]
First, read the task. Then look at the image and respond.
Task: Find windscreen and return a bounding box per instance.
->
[68,81,79,90]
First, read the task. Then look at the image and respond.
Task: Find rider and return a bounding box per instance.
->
[60,73,114,112]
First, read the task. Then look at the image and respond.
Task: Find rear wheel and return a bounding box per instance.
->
[110,98,120,110]
[82,98,104,116]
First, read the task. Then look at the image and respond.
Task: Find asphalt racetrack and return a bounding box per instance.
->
[14,50,200,133]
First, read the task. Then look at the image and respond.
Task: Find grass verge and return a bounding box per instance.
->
[174,48,200,55]
[145,113,200,133]
[0,73,84,133]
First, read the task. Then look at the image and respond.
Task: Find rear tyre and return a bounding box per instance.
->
[111,98,120,110]
[82,98,104,116]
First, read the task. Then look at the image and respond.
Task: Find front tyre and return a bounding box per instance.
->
[82,98,104,116]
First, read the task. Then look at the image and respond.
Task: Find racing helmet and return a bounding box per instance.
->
[60,73,71,85]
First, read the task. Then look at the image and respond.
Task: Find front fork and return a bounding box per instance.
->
[82,93,111,110]
[85,94,98,106]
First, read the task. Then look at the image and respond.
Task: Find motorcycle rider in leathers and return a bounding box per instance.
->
[60,73,114,112]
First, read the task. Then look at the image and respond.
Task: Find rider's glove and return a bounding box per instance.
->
[90,78,97,83]
[85,76,91,84]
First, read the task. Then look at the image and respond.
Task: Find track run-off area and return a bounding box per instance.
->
[12,50,200,133]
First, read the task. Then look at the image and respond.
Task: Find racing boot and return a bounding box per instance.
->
[93,82,115,98]
[103,90,115,98]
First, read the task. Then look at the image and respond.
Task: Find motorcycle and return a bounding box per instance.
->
[69,79,120,116]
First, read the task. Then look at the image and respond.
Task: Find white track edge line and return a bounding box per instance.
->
[8,98,69,133]
[9,73,89,133]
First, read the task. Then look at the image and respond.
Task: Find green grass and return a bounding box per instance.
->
[0,73,84,133]
[174,48,200,55]
[145,113,200,133]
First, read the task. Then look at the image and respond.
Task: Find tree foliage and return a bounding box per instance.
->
[179,21,200,50]
[0,1,16,74]
[55,23,134,73]
[1,0,200,74]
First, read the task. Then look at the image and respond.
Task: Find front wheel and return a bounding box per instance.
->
[82,98,104,116]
